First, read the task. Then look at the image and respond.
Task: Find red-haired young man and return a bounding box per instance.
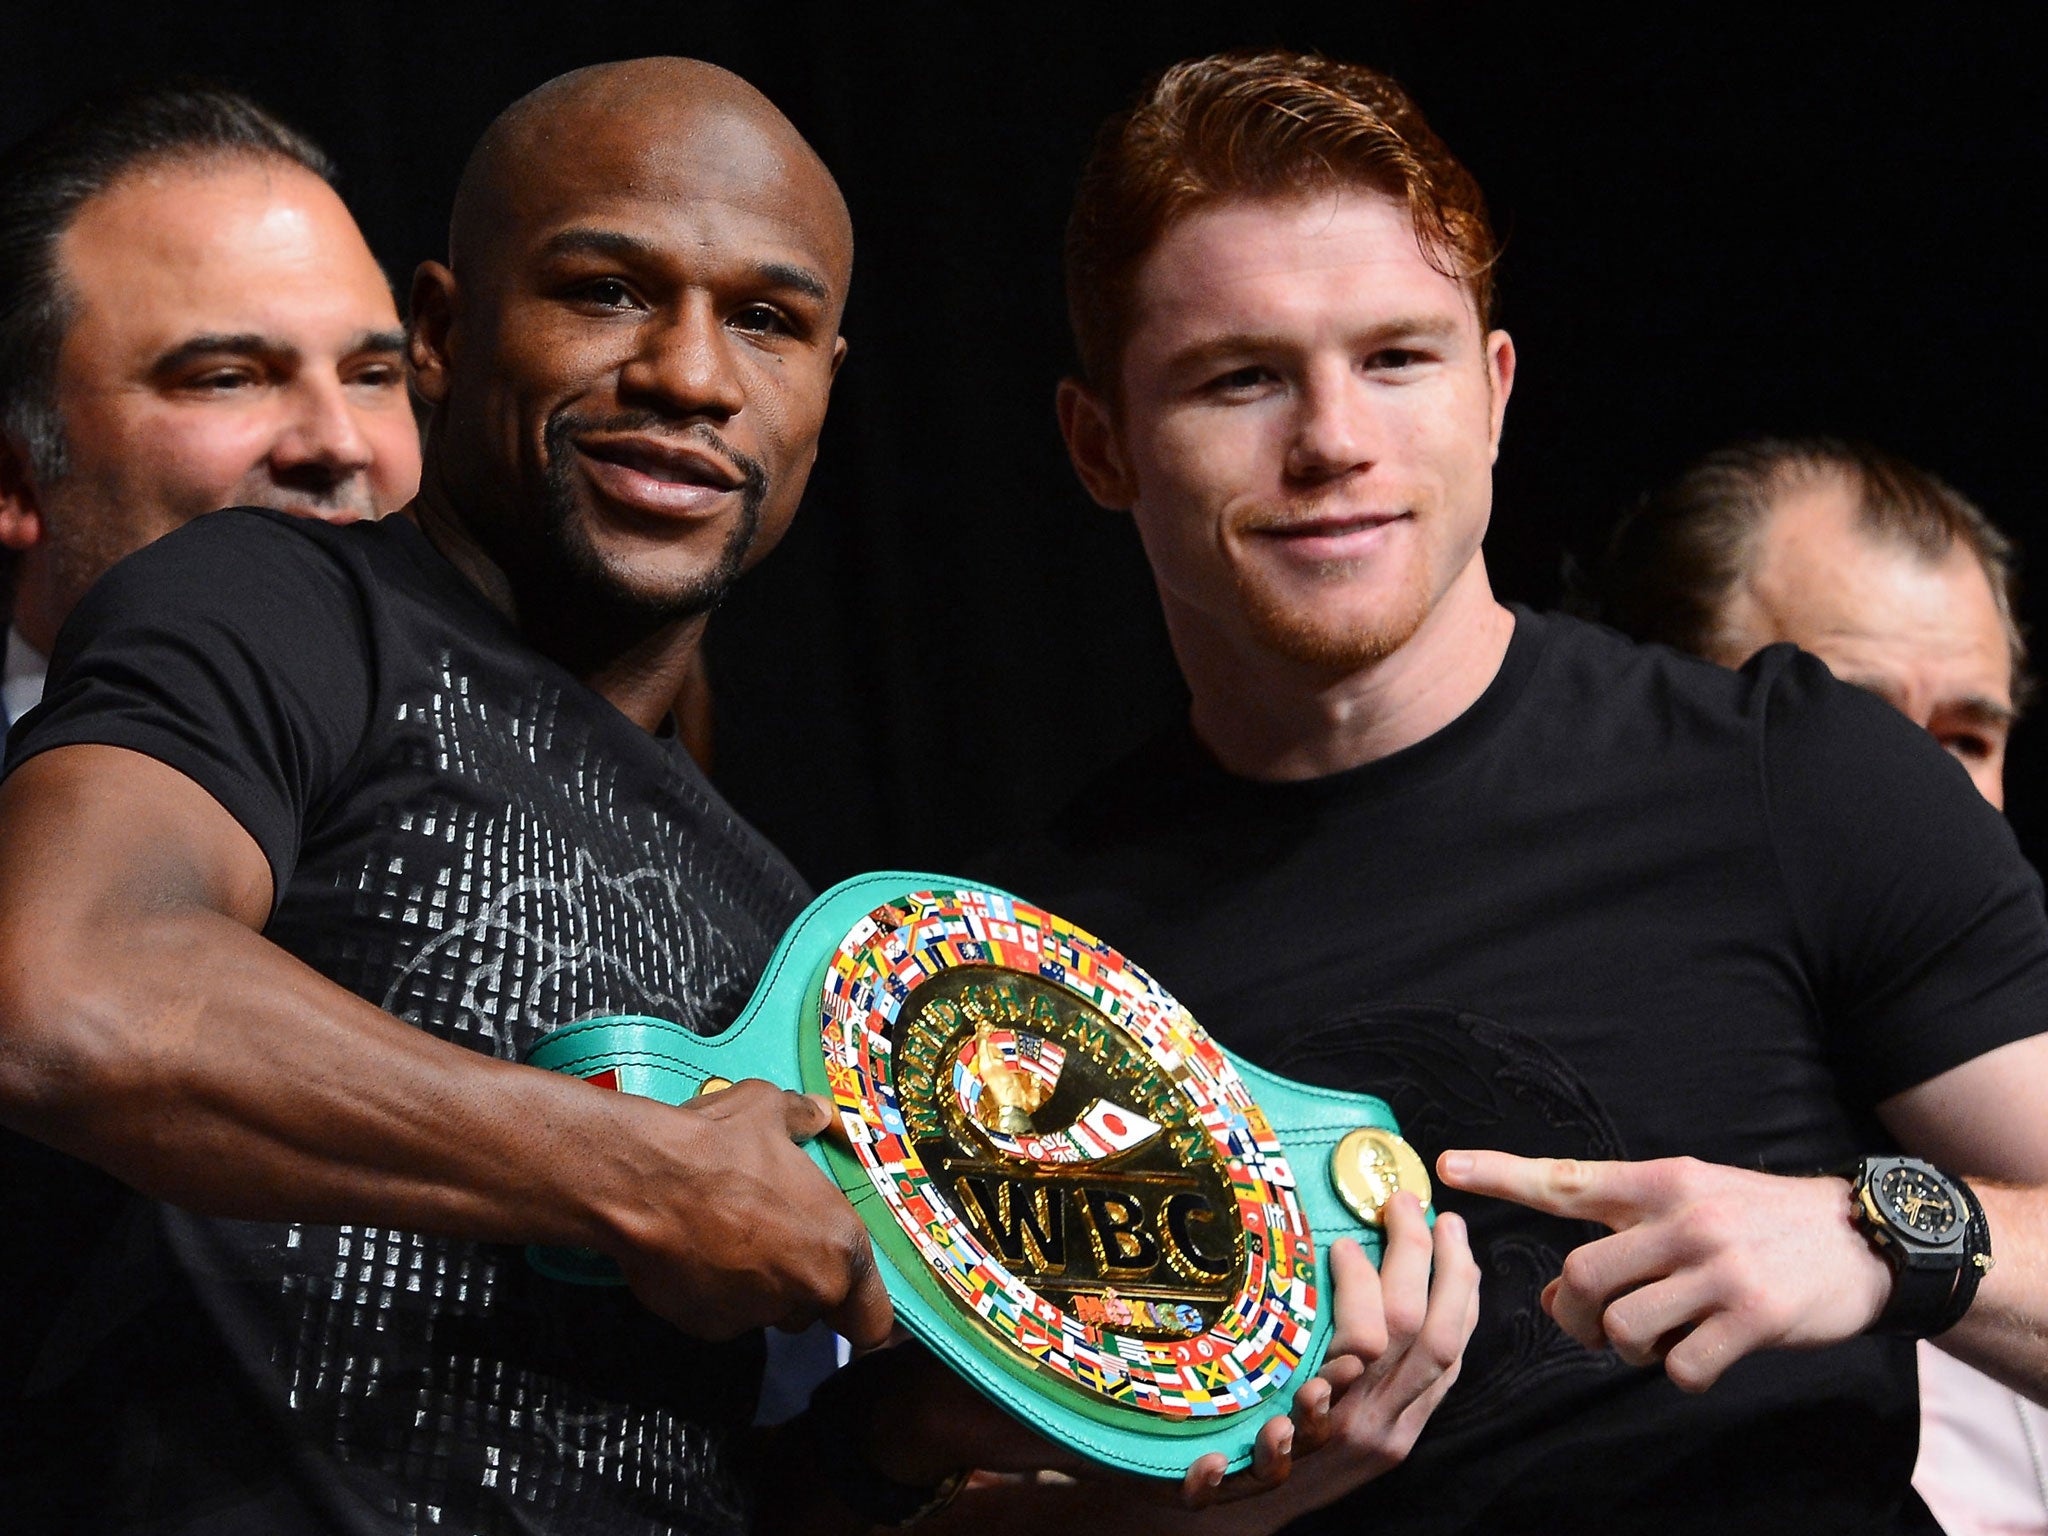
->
[989,50,2048,1535]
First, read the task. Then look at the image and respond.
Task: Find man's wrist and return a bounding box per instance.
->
[802,1360,968,1526]
[1838,1156,1994,1337]
[485,1065,689,1271]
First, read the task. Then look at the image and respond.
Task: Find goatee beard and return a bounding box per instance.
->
[1225,503,1432,672]
[520,408,768,667]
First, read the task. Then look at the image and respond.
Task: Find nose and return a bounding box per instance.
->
[269,375,376,488]
[1283,359,1375,486]
[619,293,748,422]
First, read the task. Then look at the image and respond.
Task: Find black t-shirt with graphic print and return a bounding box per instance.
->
[984,607,2048,1536]
[1,509,810,1535]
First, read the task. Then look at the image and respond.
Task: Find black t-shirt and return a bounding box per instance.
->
[985,607,2048,1536]
[1,510,810,1535]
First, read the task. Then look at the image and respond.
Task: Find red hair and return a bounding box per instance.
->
[1065,50,1499,393]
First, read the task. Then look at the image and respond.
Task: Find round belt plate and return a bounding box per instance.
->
[1331,1127,1432,1226]
[821,889,1318,1420]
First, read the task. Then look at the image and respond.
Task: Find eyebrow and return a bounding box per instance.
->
[149,329,404,376]
[1947,695,2017,729]
[1161,314,1463,377]
[536,226,833,303]
[1840,674,2015,728]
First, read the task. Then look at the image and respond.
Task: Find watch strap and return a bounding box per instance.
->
[1928,1174,1994,1336]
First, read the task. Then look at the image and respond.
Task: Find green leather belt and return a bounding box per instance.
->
[524,872,1428,1479]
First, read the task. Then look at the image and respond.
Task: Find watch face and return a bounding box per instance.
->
[1876,1163,1962,1241]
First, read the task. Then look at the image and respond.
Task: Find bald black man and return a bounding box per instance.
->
[0,59,880,1534]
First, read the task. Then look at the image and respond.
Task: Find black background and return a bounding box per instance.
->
[7,3,2043,884]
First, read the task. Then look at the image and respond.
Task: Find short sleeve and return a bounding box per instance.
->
[5,510,376,905]
[1755,644,2048,1099]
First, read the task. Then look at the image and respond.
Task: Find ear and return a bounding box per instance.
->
[1484,330,1516,465]
[0,436,46,554]
[407,260,459,408]
[1055,377,1137,511]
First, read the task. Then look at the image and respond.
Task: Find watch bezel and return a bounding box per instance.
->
[1862,1158,1967,1263]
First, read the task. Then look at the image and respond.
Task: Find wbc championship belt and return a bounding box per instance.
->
[524,872,1431,1479]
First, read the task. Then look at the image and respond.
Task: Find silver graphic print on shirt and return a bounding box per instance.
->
[222,656,807,1536]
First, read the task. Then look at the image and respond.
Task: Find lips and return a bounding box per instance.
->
[572,434,746,519]
[1243,509,1410,562]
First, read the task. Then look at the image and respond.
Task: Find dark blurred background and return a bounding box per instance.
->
[8,2,2042,884]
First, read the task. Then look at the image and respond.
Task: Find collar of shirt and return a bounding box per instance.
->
[4,625,48,727]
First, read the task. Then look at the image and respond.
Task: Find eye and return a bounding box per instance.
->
[1940,732,1995,762]
[182,366,263,393]
[570,277,641,311]
[1365,347,1425,372]
[729,303,795,337]
[346,361,406,390]
[1204,364,1275,395]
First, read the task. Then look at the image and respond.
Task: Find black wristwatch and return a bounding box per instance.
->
[1842,1156,1994,1337]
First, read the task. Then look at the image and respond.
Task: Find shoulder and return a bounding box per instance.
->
[47,511,430,674]
[1504,609,1933,767]
[1515,608,1761,722]
[95,505,394,580]
[1738,639,1980,806]
[61,508,380,618]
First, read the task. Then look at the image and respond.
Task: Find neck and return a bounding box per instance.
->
[1174,556,1515,781]
[7,558,62,656]
[403,470,704,735]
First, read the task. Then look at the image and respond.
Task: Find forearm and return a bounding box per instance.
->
[0,745,889,1346]
[0,897,642,1251]
[1932,1182,2048,1403]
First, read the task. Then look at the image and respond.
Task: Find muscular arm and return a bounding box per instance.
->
[0,743,891,1346]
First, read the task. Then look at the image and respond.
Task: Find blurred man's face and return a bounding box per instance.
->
[0,156,420,650]
[1712,478,2014,806]
[1064,188,1511,675]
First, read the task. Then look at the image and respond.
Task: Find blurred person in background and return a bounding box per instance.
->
[0,81,420,726]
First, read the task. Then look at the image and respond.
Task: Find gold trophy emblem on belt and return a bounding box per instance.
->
[895,967,1246,1343]
[1331,1126,1433,1227]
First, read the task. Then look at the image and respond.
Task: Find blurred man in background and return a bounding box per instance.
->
[1602,436,2046,1536]
[0,82,420,725]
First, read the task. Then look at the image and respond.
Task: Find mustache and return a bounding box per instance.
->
[1230,499,1408,534]
[543,408,769,502]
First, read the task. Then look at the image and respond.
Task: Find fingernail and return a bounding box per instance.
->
[1277,1426,1295,1458]
[1207,1464,1225,1489]
[1439,1151,1473,1177]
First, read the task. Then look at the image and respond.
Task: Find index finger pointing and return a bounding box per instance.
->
[1436,1150,1652,1228]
